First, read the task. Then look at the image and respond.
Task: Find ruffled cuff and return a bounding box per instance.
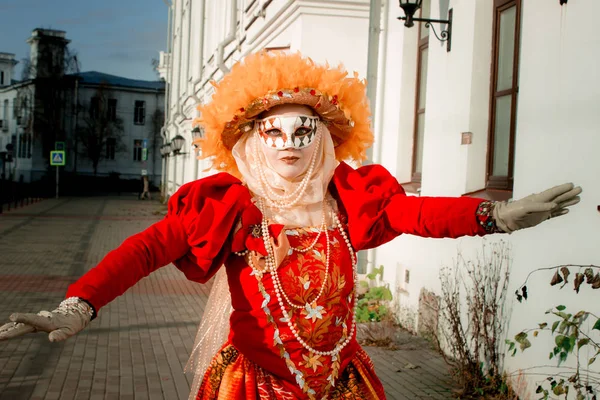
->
[476,201,504,234]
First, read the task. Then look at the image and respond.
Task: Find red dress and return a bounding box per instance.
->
[66,162,488,399]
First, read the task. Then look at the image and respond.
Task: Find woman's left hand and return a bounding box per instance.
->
[492,183,582,233]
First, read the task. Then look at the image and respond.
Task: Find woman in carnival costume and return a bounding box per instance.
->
[0,52,582,399]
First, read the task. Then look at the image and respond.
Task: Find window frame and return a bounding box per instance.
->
[106,137,116,160]
[90,97,100,119]
[134,100,146,125]
[410,3,430,185]
[486,0,521,191]
[107,98,118,122]
[133,139,143,162]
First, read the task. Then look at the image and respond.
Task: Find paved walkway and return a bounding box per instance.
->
[0,197,454,400]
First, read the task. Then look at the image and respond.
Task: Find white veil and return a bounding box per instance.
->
[184,268,232,399]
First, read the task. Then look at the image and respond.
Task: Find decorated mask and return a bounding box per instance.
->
[257,115,319,150]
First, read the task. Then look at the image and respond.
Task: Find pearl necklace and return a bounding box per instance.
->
[254,198,330,310]
[253,130,322,209]
[250,204,358,358]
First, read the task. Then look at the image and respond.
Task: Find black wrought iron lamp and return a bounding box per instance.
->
[170,135,186,155]
[398,0,453,52]
[191,127,204,151]
[160,143,171,158]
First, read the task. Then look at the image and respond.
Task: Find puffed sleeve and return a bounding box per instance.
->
[66,173,250,311]
[331,162,488,251]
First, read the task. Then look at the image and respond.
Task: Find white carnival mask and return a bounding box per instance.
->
[257,115,319,150]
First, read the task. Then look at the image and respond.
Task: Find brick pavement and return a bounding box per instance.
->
[0,197,454,400]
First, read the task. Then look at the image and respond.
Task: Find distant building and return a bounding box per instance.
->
[65,71,165,183]
[0,28,165,185]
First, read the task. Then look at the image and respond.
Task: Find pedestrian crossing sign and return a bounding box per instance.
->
[50,150,66,166]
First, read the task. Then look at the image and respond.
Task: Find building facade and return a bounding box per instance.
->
[0,52,26,178]
[0,29,165,186]
[161,0,599,396]
[158,0,372,195]
[65,72,165,184]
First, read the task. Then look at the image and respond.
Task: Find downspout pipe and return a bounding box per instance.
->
[363,0,383,274]
[366,0,382,164]
[160,126,167,200]
[161,0,173,200]
[175,4,184,117]
[163,1,173,123]
[190,0,206,91]
[217,0,238,74]
[373,0,390,166]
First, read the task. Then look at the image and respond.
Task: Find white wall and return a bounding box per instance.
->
[374,0,497,322]
[502,0,600,393]
[376,0,600,397]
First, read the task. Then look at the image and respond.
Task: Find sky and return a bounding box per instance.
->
[0,0,168,81]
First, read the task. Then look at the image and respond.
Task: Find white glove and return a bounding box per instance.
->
[492,183,582,233]
[0,298,93,343]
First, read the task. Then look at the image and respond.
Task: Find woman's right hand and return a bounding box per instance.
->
[0,297,93,342]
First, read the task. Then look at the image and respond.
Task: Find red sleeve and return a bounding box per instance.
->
[66,173,250,311]
[331,162,488,251]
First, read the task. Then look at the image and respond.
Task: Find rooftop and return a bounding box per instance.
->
[31,28,67,39]
[71,71,165,91]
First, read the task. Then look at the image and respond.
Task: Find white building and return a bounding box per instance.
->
[161,0,599,396]
[0,52,24,177]
[66,71,165,184]
[0,29,165,186]
[158,0,372,195]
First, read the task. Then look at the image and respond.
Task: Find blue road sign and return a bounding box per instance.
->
[50,151,66,166]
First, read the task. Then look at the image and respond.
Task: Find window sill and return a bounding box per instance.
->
[400,181,421,195]
[462,188,513,202]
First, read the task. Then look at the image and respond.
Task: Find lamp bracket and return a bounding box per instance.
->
[398,8,453,52]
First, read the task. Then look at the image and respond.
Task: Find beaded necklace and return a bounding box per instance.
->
[260,198,331,310]
[241,197,358,397]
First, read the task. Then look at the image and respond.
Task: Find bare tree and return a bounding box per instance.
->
[77,85,126,175]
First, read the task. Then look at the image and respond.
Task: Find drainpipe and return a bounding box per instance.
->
[193,151,199,180]
[366,0,382,164]
[172,125,178,192]
[152,93,159,183]
[175,4,184,118]
[190,0,206,93]
[161,0,173,201]
[373,0,390,166]
[363,0,383,274]
[163,0,172,124]
[160,126,167,200]
[217,0,239,74]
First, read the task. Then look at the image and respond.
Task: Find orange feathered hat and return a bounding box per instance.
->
[193,51,373,177]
